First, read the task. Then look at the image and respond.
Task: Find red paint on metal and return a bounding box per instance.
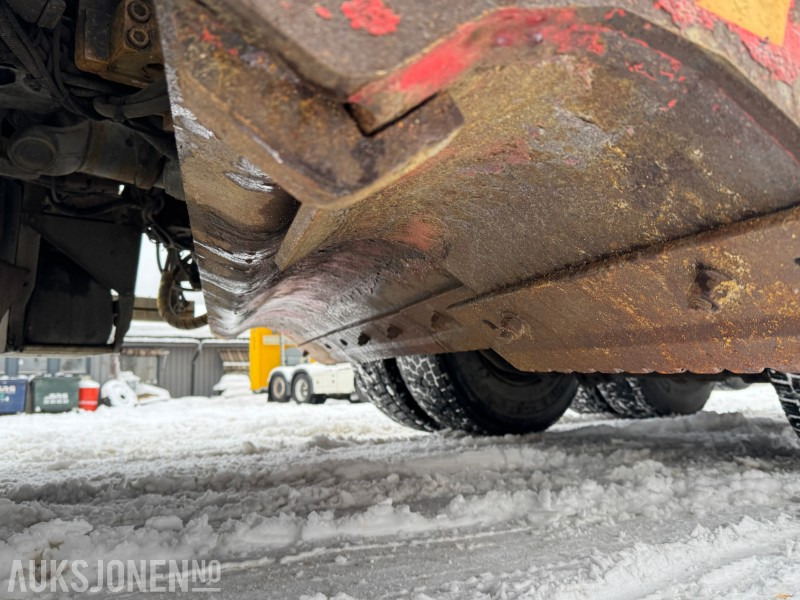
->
[740,21,800,82]
[200,26,240,57]
[628,62,657,80]
[349,8,618,121]
[655,0,800,83]
[201,27,218,45]
[315,5,333,19]
[341,0,400,36]
[654,0,716,30]
[546,20,607,55]
[349,10,546,110]
[659,98,679,111]
[623,36,685,84]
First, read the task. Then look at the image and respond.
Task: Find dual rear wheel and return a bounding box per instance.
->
[355,350,714,435]
[394,352,578,435]
[268,372,325,404]
[573,375,714,418]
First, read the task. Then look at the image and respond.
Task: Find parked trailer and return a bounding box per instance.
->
[2,1,800,437]
[267,363,356,404]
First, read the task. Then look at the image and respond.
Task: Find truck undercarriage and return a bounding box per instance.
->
[1,0,800,434]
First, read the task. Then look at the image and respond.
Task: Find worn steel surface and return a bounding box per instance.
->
[211,0,800,145]
[158,0,800,373]
[300,206,800,374]
[159,0,464,209]
[447,206,800,374]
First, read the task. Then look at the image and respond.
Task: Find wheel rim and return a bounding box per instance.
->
[295,379,309,402]
[272,378,286,399]
[477,349,565,393]
[445,351,578,424]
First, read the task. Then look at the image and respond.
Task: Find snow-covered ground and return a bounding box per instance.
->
[1,385,799,599]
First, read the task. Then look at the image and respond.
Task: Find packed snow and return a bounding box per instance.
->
[1,385,799,599]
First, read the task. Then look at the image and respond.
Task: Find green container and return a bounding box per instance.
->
[29,376,79,413]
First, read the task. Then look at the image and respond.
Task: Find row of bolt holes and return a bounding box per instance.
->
[321,312,518,351]
[323,325,403,351]
[320,259,800,351]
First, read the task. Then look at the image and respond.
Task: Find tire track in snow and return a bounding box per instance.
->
[1,388,799,599]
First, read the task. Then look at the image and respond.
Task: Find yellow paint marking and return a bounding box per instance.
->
[697,0,791,45]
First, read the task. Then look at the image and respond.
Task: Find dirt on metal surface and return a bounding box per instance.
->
[448,205,800,374]
[158,0,800,373]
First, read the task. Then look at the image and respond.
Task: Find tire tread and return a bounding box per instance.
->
[570,383,615,414]
[596,377,660,418]
[768,370,800,439]
[354,359,440,431]
[396,354,479,432]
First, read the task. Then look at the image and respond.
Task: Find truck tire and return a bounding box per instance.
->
[354,360,440,432]
[767,371,800,439]
[396,351,578,435]
[570,382,615,414]
[268,373,290,403]
[596,376,713,418]
[292,372,325,404]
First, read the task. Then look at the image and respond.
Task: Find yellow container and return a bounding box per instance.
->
[249,328,284,391]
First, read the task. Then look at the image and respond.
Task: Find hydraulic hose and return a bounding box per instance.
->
[157,267,208,330]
